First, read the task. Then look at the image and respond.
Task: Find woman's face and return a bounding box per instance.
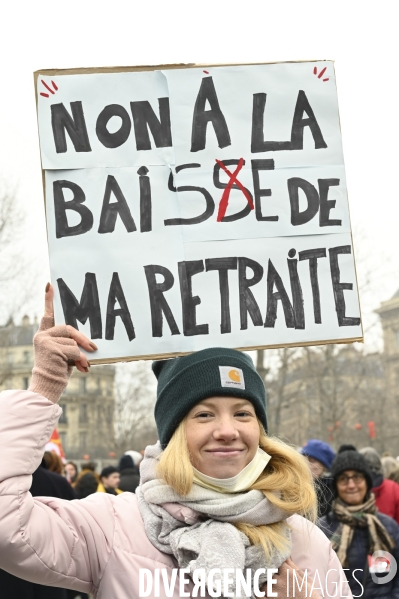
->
[185,396,260,479]
[65,463,77,479]
[336,469,368,505]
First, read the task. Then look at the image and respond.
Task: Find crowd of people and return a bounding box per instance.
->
[2,285,399,597]
[0,449,144,598]
[66,450,143,499]
[59,440,399,597]
[5,428,399,597]
[301,439,399,597]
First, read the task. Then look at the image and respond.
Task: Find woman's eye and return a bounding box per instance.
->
[195,412,213,418]
[235,411,252,417]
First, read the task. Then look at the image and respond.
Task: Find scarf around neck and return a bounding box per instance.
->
[136,442,291,598]
[331,495,394,567]
[193,447,272,493]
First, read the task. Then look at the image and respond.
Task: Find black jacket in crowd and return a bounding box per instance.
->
[30,464,77,500]
[119,465,140,493]
[319,509,399,598]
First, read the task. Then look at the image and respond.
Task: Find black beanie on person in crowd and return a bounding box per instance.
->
[152,347,267,448]
[330,450,373,495]
[118,454,135,471]
[337,444,357,454]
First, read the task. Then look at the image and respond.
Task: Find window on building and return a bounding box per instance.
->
[59,404,68,424]
[79,403,88,424]
[106,405,113,421]
[80,378,87,394]
[396,331,399,349]
[79,432,87,450]
[23,351,30,363]
[97,405,102,422]
[23,377,29,390]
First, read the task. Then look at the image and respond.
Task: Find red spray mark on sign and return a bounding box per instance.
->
[40,79,58,98]
[216,158,254,221]
[318,66,327,79]
[41,79,55,94]
[313,66,329,82]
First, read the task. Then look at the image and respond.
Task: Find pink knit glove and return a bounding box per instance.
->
[29,284,97,403]
[270,558,322,598]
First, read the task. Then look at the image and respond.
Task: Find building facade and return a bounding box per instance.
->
[376,289,399,450]
[262,287,399,454]
[265,345,383,446]
[0,316,115,459]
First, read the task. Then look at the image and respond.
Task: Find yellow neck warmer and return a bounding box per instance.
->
[193,448,271,493]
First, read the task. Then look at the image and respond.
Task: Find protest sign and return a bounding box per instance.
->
[35,61,363,363]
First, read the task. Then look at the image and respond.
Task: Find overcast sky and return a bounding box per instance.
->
[0,0,397,351]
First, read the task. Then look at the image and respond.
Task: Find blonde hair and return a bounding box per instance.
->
[157,418,317,558]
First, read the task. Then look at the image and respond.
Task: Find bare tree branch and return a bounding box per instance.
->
[112,361,158,453]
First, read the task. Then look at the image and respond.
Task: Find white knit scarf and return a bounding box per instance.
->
[136,442,292,598]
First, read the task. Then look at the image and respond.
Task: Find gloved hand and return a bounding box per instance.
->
[29,283,97,403]
[272,558,322,598]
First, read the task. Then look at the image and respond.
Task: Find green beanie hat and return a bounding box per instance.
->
[152,347,267,448]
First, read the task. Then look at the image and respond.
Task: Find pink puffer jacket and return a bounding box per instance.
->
[0,390,352,598]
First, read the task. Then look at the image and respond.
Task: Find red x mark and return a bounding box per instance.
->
[216,158,254,222]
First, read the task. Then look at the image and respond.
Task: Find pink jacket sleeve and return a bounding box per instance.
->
[0,390,113,595]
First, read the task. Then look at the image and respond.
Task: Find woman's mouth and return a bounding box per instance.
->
[205,448,244,457]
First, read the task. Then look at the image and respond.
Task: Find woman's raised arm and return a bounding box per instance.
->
[0,284,112,595]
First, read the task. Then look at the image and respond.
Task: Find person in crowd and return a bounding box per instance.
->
[97,465,123,495]
[118,453,140,492]
[319,449,399,598]
[124,449,143,468]
[0,284,352,598]
[73,461,99,499]
[65,461,79,484]
[43,449,65,475]
[31,455,77,501]
[382,456,399,484]
[300,439,335,517]
[360,446,399,524]
[0,451,77,598]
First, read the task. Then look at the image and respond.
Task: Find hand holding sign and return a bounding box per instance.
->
[29,284,97,403]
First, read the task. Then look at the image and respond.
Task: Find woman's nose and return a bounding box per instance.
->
[212,417,239,440]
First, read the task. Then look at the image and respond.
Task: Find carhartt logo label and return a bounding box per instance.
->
[219,366,245,389]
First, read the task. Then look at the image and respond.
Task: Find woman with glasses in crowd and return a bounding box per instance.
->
[319,449,399,598]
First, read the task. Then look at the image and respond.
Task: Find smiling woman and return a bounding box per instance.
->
[319,450,399,598]
[185,397,261,478]
[0,285,352,599]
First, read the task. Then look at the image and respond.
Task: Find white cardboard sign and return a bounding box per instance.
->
[36,61,363,362]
